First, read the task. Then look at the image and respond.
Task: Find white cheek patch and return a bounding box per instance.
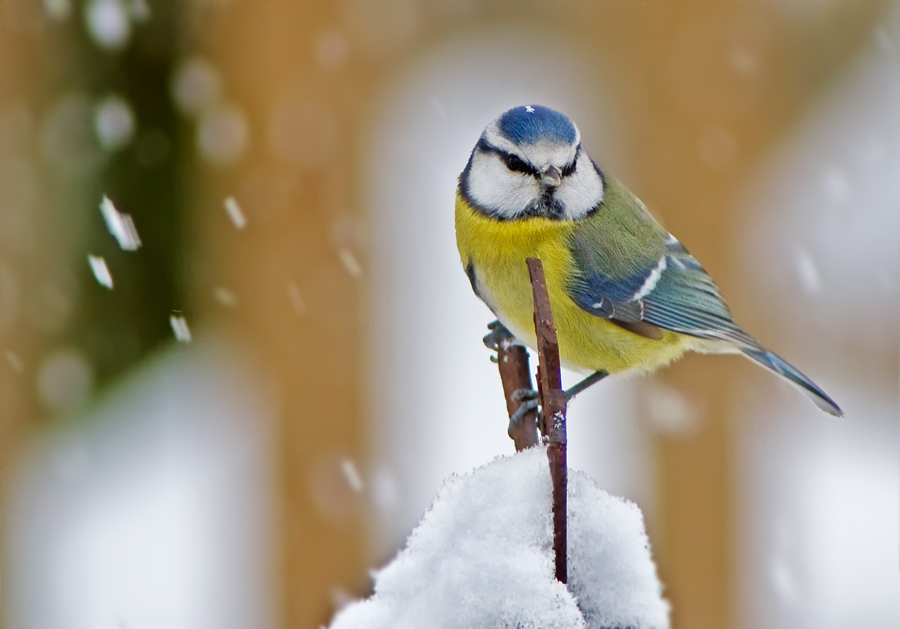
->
[466,151,540,219]
[555,149,604,220]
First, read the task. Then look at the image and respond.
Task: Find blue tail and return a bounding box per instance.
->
[741,348,843,417]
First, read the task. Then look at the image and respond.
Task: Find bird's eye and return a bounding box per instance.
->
[561,160,576,177]
[503,154,534,175]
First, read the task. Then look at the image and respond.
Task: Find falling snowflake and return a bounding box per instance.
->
[213,286,237,308]
[340,458,364,494]
[87,255,114,289]
[169,314,192,342]
[223,196,246,230]
[337,249,362,278]
[99,195,141,250]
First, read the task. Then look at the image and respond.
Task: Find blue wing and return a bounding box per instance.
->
[566,231,843,416]
[567,234,758,347]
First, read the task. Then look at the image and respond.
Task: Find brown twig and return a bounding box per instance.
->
[496,340,540,451]
[526,257,568,585]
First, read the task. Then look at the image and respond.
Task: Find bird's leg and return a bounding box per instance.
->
[509,372,608,438]
[507,372,608,435]
[508,388,540,438]
[564,370,609,401]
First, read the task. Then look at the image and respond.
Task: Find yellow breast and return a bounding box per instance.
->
[454,192,691,375]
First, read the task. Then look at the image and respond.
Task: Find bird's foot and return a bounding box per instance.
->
[483,320,515,351]
[508,388,540,438]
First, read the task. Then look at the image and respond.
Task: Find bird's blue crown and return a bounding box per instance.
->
[496,105,577,146]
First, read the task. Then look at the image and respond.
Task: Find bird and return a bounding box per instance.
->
[455,104,842,417]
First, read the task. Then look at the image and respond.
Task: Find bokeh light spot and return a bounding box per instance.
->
[171,57,222,116]
[94,94,135,152]
[43,0,72,21]
[197,104,248,167]
[314,29,350,70]
[40,93,105,178]
[83,0,132,51]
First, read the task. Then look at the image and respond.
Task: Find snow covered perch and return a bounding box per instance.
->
[329,258,668,627]
[329,448,669,629]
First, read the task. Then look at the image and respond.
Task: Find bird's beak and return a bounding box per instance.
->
[540,165,562,188]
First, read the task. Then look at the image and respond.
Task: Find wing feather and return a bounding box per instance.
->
[568,231,759,348]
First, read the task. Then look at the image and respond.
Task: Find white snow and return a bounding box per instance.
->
[213,287,237,308]
[223,196,246,230]
[330,448,669,629]
[169,315,192,343]
[340,459,365,494]
[99,195,142,251]
[793,247,821,295]
[87,255,114,289]
[337,249,362,278]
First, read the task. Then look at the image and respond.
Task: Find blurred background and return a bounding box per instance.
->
[0,1,897,628]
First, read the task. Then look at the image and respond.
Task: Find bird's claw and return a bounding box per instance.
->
[508,397,541,439]
[511,388,538,403]
[483,320,515,351]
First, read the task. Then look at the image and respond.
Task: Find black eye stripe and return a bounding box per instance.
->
[476,139,537,175]
[476,137,578,178]
[503,153,535,175]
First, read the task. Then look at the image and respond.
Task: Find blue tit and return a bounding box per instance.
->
[455,104,842,416]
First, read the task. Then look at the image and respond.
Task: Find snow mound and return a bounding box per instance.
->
[331,447,669,629]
